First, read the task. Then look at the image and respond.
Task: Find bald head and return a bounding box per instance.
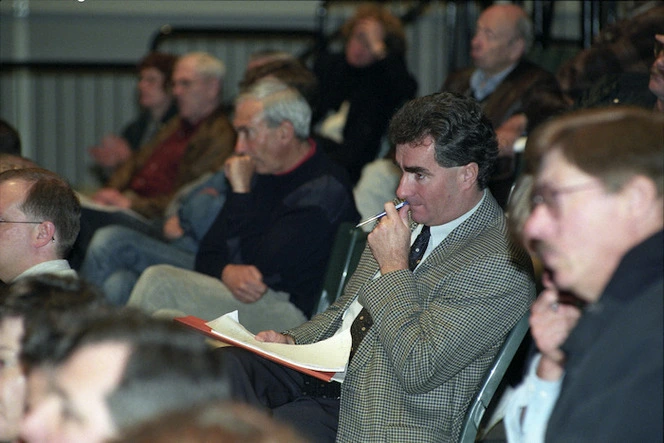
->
[471,4,532,76]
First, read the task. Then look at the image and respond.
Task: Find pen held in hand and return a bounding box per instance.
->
[355,201,409,228]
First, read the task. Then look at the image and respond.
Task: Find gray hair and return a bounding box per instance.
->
[236,78,311,140]
[514,13,534,53]
[183,51,226,82]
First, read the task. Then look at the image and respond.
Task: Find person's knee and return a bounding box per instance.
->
[91,225,132,249]
[105,270,139,305]
[127,265,173,307]
[136,265,177,287]
[87,226,138,265]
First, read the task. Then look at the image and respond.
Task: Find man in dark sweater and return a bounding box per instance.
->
[504,106,663,442]
[127,78,359,333]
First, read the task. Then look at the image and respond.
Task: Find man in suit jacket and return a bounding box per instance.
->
[217,92,535,442]
[442,3,566,207]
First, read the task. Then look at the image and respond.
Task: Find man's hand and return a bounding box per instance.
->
[530,287,582,380]
[91,188,131,208]
[224,155,256,193]
[255,330,295,344]
[495,113,527,157]
[162,215,184,239]
[367,202,411,274]
[88,134,132,168]
[221,264,268,303]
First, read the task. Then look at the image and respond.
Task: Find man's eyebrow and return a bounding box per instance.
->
[234,125,251,134]
[403,165,430,175]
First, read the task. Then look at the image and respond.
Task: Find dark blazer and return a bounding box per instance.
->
[546,231,663,443]
[442,59,564,130]
[285,192,535,442]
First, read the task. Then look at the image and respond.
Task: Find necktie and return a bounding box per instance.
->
[349,225,431,360]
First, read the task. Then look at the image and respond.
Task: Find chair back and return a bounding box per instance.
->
[312,222,368,315]
[459,311,531,443]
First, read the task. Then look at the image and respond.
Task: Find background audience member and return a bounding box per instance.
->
[557,3,664,107]
[0,154,38,174]
[313,2,417,185]
[504,106,663,442]
[0,119,21,156]
[127,78,359,333]
[70,51,236,269]
[89,51,234,218]
[217,92,535,442]
[569,32,664,110]
[650,34,664,111]
[352,145,401,232]
[245,48,297,72]
[80,168,227,305]
[442,3,566,208]
[88,52,179,180]
[0,274,107,443]
[0,168,80,283]
[81,56,323,306]
[240,56,319,110]
[19,308,230,443]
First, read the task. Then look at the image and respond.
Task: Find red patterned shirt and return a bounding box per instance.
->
[129,119,200,197]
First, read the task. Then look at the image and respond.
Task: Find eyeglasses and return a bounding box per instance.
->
[655,39,663,58]
[0,220,44,224]
[531,182,602,216]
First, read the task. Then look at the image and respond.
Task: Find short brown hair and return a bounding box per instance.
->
[525,106,664,196]
[137,52,178,89]
[0,167,81,257]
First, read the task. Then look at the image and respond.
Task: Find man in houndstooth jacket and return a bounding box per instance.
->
[219,92,535,442]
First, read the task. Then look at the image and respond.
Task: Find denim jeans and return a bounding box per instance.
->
[80,225,195,305]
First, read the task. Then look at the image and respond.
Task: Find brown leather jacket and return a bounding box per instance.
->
[106,106,235,218]
[442,59,564,130]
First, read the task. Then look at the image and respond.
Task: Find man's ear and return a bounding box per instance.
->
[206,78,221,101]
[34,221,56,248]
[278,120,295,143]
[509,37,526,63]
[623,175,659,219]
[459,162,479,190]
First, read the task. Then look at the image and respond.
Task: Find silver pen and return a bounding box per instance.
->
[355,201,409,228]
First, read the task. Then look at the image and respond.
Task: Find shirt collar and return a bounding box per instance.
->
[470,63,518,101]
[414,190,487,266]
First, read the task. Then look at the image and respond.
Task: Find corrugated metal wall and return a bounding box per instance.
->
[0,3,460,190]
[1,68,138,190]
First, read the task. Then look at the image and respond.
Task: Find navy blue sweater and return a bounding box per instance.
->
[195,147,359,317]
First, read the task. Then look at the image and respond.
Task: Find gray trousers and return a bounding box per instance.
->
[127,264,308,334]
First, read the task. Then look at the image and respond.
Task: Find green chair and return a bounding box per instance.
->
[459,311,531,443]
[312,222,368,316]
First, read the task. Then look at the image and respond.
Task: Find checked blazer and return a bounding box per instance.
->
[285,192,535,442]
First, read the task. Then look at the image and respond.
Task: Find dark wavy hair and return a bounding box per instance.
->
[388,92,498,189]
